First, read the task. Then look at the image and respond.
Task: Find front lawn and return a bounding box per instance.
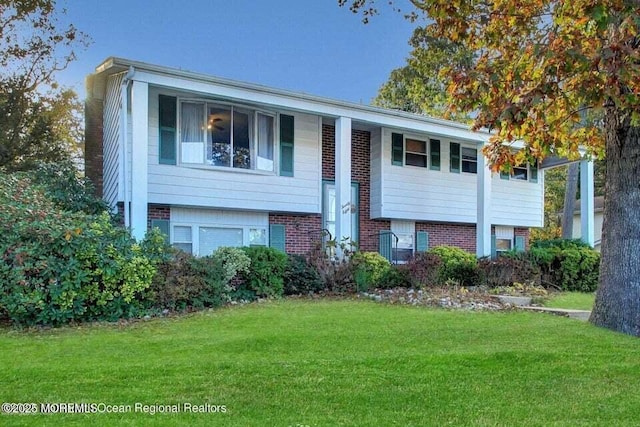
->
[1,300,639,426]
[544,292,596,310]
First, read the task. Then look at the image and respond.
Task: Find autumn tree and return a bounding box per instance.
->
[341,0,640,336]
[0,0,88,171]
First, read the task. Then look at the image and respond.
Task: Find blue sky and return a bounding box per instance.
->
[57,1,417,104]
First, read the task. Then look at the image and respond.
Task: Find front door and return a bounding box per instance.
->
[322,181,359,246]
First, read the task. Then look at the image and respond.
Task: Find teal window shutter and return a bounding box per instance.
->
[270,224,286,252]
[530,161,539,183]
[430,139,441,170]
[416,231,429,252]
[500,170,510,180]
[491,234,497,259]
[279,114,294,176]
[379,230,393,262]
[515,236,526,252]
[158,95,177,165]
[450,142,460,173]
[391,133,404,166]
[150,219,170,243]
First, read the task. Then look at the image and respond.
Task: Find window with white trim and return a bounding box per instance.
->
[500,160,539,183]
[495,238,513,254]
[405,138,427,168]
[171,224,267,256]
[392,133,441,169]
[249,228,267,246]
[179,101,275,172]
[495,226,514,256]
[395,233,415,263]
[450,142,478,174]
[512,165,528,180]
[391,220,415,263]
[172,226,193,254]
[461,147,478,173]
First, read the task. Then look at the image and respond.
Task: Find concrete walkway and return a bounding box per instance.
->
[521,306,591,321]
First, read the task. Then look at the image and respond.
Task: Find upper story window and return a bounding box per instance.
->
[405,138,427,167]
[180,101,275,172]
[500,160,538,183]
[158,95,295,176]
[450,142,478,174]
[391,132,440,169]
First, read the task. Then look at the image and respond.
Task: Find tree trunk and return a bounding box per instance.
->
[561,162,579,239]
[590,106,640,336]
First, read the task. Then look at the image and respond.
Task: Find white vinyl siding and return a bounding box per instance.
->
[147,87,322,214]
[491,172,544,227]
[170,208,268,256]
[102,72,125,207]
[373,128,544,227]
[377,129,477,222]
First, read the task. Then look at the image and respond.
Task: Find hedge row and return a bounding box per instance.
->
[0,165,599,326]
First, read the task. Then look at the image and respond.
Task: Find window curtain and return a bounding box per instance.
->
[257,114,274,160]
[181,103,203,142]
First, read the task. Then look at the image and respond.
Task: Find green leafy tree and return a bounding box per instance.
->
[0,1,88,170]
[341,0,640,336]
[373,27,473,122]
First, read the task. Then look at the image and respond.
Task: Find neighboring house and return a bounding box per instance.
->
[573,196,604,251]
[85,57,547,260]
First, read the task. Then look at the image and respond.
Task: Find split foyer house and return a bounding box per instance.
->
[84,58,595,259]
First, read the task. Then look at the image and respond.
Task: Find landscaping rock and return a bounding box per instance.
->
[362,287,508,311]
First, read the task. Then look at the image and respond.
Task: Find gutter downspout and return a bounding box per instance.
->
[120,66,135,227]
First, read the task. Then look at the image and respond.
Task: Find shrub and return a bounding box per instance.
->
[283,254,324,295]
[526,240,600,292]
[147,251,228,312]
[140,227,175,265]
[378,265,412,289]
[0,172,168,326]
[0,174,157,325]
[210,247,251,284]
[351,251,391,291]
[306,241,358,294]
[477,255,541,288]
[238,247,288,299]
[402,252,443,288]
[531,238,591,250]
[428,246,479,286]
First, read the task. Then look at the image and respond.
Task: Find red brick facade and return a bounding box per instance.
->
[416,222,477,253]
[268,214,323,255]
[322,125,390,252]
[147,204,171,228]
[515,227,530,250]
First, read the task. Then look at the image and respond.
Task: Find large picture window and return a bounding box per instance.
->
[172,224,267,256]
[179,101,275,172]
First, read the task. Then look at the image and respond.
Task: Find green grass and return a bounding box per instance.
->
[544,292,596,310]
[1,300,639,426]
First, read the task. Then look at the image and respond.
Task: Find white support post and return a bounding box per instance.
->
[335,117,352,259]
[580,159,595,247]
[476,146,492,258]
[130,80,149,241]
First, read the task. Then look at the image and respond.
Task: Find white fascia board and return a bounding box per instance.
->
[133,70,488,144]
